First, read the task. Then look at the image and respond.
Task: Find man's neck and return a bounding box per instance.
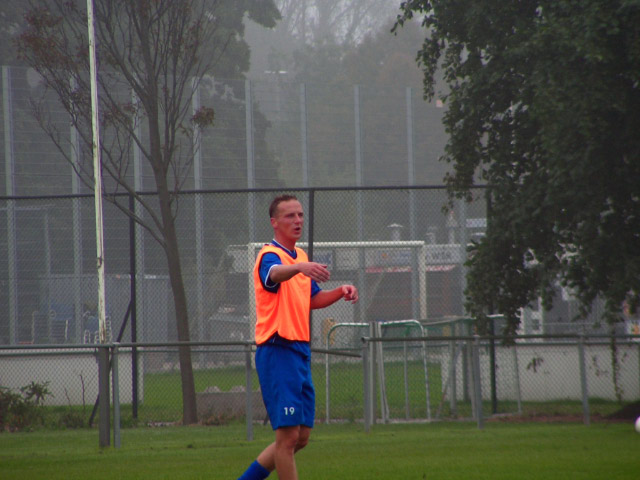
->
[273,236,296,252]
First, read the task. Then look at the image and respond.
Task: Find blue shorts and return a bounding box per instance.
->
[256,335,315,430]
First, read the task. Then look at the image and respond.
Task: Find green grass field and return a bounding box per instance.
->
[1,422,638,479]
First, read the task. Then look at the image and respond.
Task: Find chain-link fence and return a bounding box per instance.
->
[361,332,640,428]
[1,333,638,434]
[2,188,638,433]
[0,187,489,347]
[0,65,448,197]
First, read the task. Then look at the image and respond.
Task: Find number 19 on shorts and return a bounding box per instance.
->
[284,406,295,416]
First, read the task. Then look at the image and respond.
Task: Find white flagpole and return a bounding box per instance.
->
[86,0,111,449]
[86,0,107,344]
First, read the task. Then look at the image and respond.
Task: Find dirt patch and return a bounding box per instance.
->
[606,401,640,421]
[487,413,592,424]
[484,403,640,424]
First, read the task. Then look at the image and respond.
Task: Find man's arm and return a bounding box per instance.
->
[269,262,331,284]
[310,285,358,310]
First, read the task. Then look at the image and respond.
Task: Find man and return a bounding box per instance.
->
[238,194,358,480]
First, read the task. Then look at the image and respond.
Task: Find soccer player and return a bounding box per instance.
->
[238,194,358,480]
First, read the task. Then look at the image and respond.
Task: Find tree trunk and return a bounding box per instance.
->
[160,191,198,424]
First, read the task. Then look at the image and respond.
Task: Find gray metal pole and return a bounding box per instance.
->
[468,339,477,419]
[406,87,420,320]
[472,336,484,429]
[578,335,591,425]
[375,325,389,424]
[70,76,83,343]
[98,346,110,447]
[131,89,145,342]
[422,339,432,421]
[362,340,371,432]
[354,85,366,324]
[325,350,330,423]
[403,341,410,420]
[512,344,523,414]
[192,79,205,350]
[112,343,121,448]
[459,200,468,317]
[245,343,254,441]
[300,83,309,187]
[245,79,256,243]
[449,340,457,416]
[354,87,372,413]
[3,65,17,345]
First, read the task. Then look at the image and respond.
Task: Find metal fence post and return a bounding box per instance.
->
[362,338,371,432]
[245,343,254,441]
[112,343,121,448]
[192,78,205,355]
[449,340,457,416]
[468,339,476,419]
[128,194,139,419]
[422,338,432,421]
[300,83,309,187]
[325,349,330,424]
[403,341,410,420]
[512,343,523,415]
[245,79,256,244]
[3,65,18,345]
[578,334,590,425]
[472,336,484,429]
[362,338,373,432]
[98,345,110,447]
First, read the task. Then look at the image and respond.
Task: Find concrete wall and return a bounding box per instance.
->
[0,348,142,406]
[441,342,640,402]
[196,386,266,421]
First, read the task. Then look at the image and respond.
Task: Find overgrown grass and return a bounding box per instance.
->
[1,422,638,479]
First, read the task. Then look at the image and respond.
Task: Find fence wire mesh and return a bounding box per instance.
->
[1,189,638,429]
[2,335,638,430]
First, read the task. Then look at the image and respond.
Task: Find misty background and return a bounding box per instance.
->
[0,0,449,196]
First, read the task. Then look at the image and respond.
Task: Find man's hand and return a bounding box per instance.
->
[341,285,358,304]
[297,262,331,283]
[310,284,359,310]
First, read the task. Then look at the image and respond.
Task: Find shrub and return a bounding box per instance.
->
[0,382,52,432]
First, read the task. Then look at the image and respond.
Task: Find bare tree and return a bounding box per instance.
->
[276,0,398,46]
[17,0,278,424]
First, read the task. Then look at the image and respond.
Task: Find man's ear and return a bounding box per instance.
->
[270,217,277,229]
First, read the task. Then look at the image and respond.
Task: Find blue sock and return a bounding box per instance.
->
[238,460,270,480]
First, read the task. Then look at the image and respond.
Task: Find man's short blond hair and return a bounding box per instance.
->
[269,194,299,218]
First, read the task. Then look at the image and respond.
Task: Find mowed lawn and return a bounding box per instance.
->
[1,422,638,479]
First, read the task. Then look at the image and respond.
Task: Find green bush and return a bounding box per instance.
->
[0,381,52,432]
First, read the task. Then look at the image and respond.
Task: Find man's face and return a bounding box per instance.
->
[271,199,304,244]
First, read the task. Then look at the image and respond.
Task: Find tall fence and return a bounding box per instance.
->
[2,187,636,434]
[2,62,636,431]
[0,187,492,348]
[1,65,449,197]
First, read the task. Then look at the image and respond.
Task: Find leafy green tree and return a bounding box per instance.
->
[395,0,640,333]
[16,0,278,424]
